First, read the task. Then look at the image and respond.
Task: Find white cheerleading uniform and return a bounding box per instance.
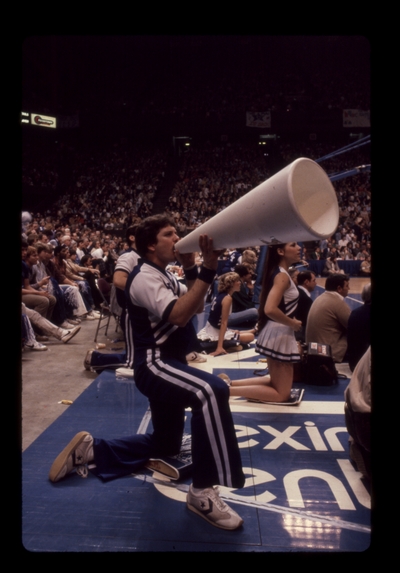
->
[255,266,301,363]
[197,292,236,342]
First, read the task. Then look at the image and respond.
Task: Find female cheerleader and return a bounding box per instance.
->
[223,243,302,402]
[197,272,255,357]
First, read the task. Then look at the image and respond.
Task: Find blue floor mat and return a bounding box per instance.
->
[22,366,371,552]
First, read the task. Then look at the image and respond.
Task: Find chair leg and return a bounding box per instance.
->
[94,315,101,343]
[104,313,111,337]
[94,304,111,342]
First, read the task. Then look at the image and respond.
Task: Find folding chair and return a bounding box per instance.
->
[94,278,113,342]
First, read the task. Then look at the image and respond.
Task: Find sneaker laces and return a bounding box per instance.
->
[75,465,89,478]
[206,487,228,512]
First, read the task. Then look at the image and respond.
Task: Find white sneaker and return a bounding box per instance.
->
[186,485,243,530]
[186,352,207,363]
[61,325,81,343]
[49,431,94,482]
[26,340,48,351]
[85,312,97,320]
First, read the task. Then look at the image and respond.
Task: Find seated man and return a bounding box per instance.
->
[33,243,80,328]
[305,273,351,363]
[55,246,99,318]
[50,215,245,531]
[295,270,317,342]
[51,245,95,320]
[22,245,56,320]
[65,248,103,311]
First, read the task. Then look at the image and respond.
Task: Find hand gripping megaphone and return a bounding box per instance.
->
[176,157,339,253]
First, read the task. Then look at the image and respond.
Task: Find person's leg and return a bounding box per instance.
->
[90,433,157,481]
[148,398,185,457]
[61,285,87,317]
[48,357,245,528]
[230,374,271,387]
[21,310,48,350]
[51,359,244,485]
[77,280,95,310]
[84,349,127,371]
[84,271,103,309]
[45,294,57,320]
[21,312,38,346]
[22,294,49,317]
[23,303,67,340]
[48,278,68,325]
[238,331,255,344]
[134,358,245,490]
[229,358,293,402]
[227,308,258,328]
[144,359,245,530]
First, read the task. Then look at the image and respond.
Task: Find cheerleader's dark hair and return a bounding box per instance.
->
[257,243,286,332]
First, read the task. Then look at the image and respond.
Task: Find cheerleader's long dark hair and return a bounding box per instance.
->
[257,243,286,332]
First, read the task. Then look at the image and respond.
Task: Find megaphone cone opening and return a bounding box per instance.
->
[289,158,339,239]
[176,158,339,252]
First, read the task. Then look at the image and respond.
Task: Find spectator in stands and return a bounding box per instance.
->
[22,246,56,320]
[306,273,351,362]
[54,246,98,318]
[295,270,317,342]
[65,248,103,311]
[227,264,258,328]
[47,246,91,321]
[323,254,344,276]
[360,255,371,277]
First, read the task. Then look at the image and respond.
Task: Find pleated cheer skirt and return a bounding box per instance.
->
[255,321,301,363]
[197,322,238,342]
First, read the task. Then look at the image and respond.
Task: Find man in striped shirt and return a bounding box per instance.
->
[50,215,245,531]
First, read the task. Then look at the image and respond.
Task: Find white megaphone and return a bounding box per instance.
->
[176,157,339,253]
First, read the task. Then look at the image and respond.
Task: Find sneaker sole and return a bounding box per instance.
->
[186,501,244,530]
[49,431,90,483]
